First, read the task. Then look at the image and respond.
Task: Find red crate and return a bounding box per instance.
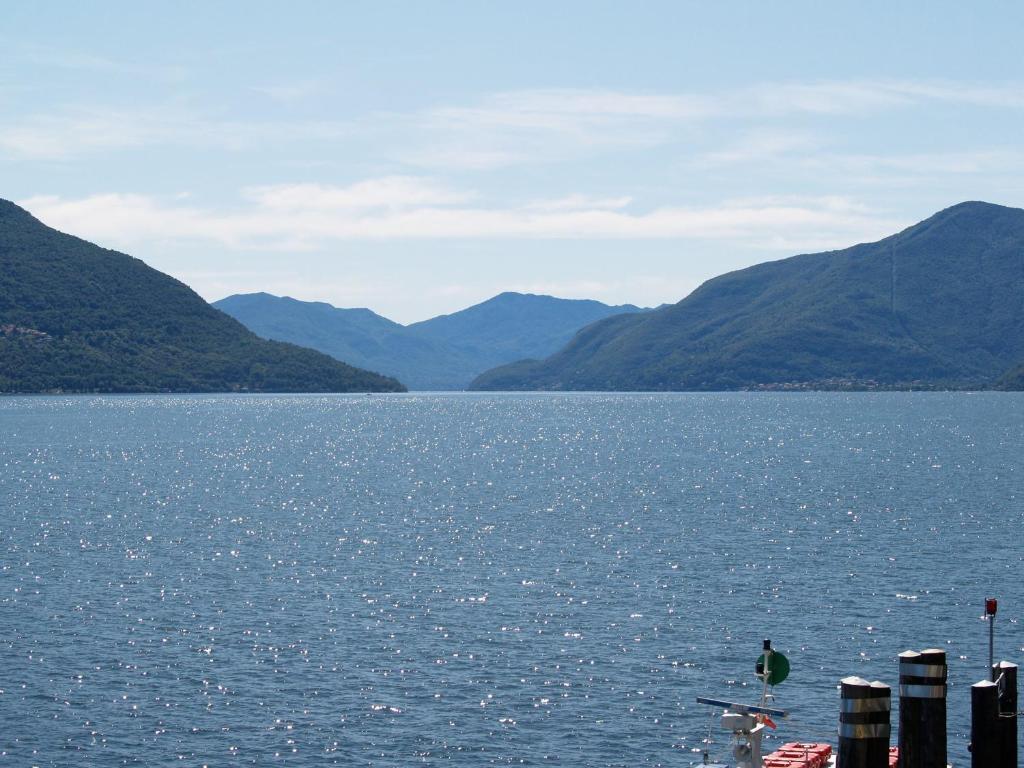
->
[763,742,832,768]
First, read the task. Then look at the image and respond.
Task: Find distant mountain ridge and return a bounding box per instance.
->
[214,292,645,390]
[0,199,404,393]
[471,201,1024,391]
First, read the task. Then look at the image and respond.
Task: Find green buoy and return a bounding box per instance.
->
[756,650,790,686]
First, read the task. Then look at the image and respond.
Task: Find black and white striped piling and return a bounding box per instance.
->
[839,676,891,768]
[897,649,947,768]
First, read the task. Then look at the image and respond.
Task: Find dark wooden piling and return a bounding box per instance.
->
[994,661,1018,768]
[839,676,891,768]
[970,679,1000,768]
[897,648,947,768]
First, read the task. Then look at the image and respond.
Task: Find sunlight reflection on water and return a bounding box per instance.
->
[1,393,1021,766]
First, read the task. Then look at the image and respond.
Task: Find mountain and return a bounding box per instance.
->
[0,200,404,393]
[213,293,460,390]
[407,291,644,361]
[214,291,644,390]
[471,201,1024,391]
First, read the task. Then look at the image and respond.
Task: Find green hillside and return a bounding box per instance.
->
[0,200,405,393]
[471,201,1024,391]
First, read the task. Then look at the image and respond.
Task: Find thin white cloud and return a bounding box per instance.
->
[417,80,1017,139]
[722,80,1024,116]
[403,80,1024,170]
[403,88,707,169]
[427,89,713,131]
[6,79,1022,164]
[402,147,527,171]
[695,130,1024,190]
[9,40,189,81]
[697,130,824,167]
[19,183,899,255]
[20,193,261,248]
[250,81,323,104]
[242,177,474,211]
[525,194,633,212]
[0,112,154,157]
[811,149,1024,176]
[879,81,1024,109]
[0,106,352,159]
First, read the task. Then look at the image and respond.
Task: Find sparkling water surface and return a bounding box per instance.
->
[1,393,1022,766]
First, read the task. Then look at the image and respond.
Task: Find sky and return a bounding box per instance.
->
[4,1,1024,323]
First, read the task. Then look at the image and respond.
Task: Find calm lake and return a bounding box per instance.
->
[1,393,1021,766]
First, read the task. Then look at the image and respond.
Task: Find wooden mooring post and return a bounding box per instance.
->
[994,661,1018,768]
[839,676,891,768]
[897,648,947,768]
[970,662,1018,768]
[970,679,1000,768]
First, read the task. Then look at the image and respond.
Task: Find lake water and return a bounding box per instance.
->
[1,393,1021,766]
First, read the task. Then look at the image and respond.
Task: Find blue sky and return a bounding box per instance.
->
[4,1,1024,322]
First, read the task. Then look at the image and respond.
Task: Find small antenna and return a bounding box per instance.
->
[985,597,998,680]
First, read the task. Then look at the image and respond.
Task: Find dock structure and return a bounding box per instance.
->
[970,661,1018,768]
[694,606,1019,768]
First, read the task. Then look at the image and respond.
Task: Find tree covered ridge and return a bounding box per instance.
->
[472,201,1024,391]
[0,200,405,393]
